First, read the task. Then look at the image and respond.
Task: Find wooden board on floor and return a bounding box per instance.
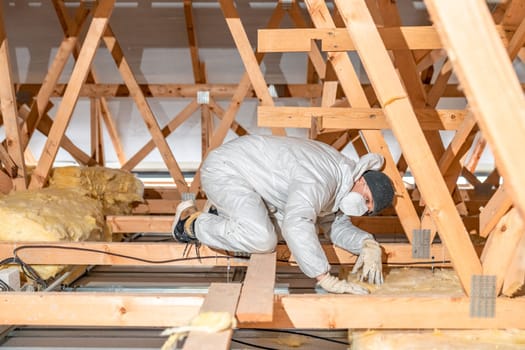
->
[236,253,276,323]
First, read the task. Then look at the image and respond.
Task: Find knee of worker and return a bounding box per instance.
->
[235,217,278,252]
[196,214,277,253]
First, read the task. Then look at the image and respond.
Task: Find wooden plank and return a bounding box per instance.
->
[502,231,525,296]
[269,295,525,329]
[132,199,207,214]
[481,208,525,293]
[424,0,525,238]
[219,0,285,137]
[15,82,492,99]
[258,106,466,130]
[0,5,27,190]
[236,253,276,323]
[0,241,478,267]
[304,0,421,244]
[335,0,482,293]
[102,25,188,192]
[29,0,115,189]
[0,168,12,194]
[258,27,443,52]
[0,293,203,327]
[1,293,524,329]
[479,184,513,238]
[183,283,241,350]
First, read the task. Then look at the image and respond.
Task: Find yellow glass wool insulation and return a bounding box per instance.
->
[49,166,144,215]
[0,188,107,280]
[350,329,525,350]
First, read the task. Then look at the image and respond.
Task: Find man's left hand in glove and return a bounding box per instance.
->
[351,239,383,285]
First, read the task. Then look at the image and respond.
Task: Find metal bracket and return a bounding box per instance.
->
[279,0,293,10]
[197,90,210,105]
[181,192,196,201]
[268,84,279,98]
[470,275,496,318]
[412,229,431,259]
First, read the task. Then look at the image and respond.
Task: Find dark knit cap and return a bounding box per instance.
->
[362,170,394,215]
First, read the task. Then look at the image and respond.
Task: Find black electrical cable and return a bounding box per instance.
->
[231,338,279,350]
[12,245,250,265]
[0,279,13,291]
[241,328,350,345]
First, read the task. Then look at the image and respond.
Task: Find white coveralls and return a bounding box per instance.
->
[195,135,384,278]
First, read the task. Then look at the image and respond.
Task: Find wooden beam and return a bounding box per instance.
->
[334,0,482,292]
[0,5,27,190]
[0,242,478,268]
[102,25,188,192]
[183,0,206,84]
[424,0,525,239]
[183,283,241,350]
[54,1,126,166]
[219,0,285,136]
[29,0,115,189]
[287,1,326,80]
[236,253,276,323]
[258,27,444,52]
[481,208,525,294]
[502,231,525,296]
[21,2,89,150]
[258,106,466,130]
[189,4,287,193]
[268,295,525,329]
[14,82,490,99]
[1,293,524,329]
[0,293,202,327]
[304,0,421,244]
[479,185,513,238]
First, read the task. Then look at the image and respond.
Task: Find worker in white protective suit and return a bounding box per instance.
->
[172,135,395,294]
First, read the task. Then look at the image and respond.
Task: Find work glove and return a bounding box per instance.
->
[317,274,369,295]
[351,239,384,285]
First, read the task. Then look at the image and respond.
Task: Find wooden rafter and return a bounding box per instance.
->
[334,0,482,293]
[0,4,26,190]
[53,0,127,167]
[304,0,421,243]
[219,0,285,137]
[102,25,188,192]
[29,0,116,189]
[20,3,89,152]
[183,0,206,84]
[189,3,288,193]
[424,0,525,237]
[481,208,525,294]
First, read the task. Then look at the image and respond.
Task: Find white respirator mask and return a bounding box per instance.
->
[339,191,369,216]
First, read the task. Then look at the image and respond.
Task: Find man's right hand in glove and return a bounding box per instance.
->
[316,273,369,295]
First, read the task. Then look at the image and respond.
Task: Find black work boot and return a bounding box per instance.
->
[172,200,201,243]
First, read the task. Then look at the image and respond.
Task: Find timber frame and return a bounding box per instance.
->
[1,0,525,345]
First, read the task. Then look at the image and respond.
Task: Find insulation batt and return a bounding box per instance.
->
[0,188,106,279]
[0,166,144,280]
